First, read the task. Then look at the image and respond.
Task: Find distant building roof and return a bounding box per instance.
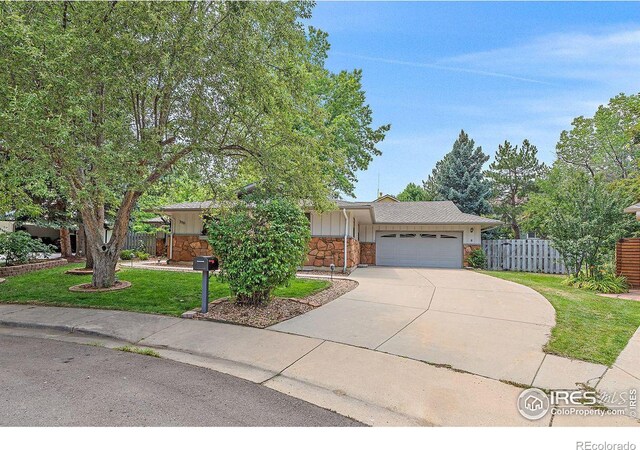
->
[373,194,400,203]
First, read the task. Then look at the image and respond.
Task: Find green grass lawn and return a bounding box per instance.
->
[483,270,640,366]
[0,264,330,317]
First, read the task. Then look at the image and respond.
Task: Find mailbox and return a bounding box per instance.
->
[193,256,219,272]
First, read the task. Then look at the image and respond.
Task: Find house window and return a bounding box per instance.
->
[380,233,396,238]
[399,233,416,238]
[440,234,457,239]
[420,233,437,238]
[305,212,312,231]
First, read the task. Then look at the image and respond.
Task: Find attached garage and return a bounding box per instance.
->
[376,231,463,268]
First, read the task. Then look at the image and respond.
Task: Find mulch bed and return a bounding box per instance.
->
[192,278,358,328]
[69,280,132,293]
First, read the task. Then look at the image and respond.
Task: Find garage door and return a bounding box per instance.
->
[376,231,463,268]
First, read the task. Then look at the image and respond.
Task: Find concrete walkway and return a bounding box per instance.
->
[1,301,637,426]
[271,267,607,389]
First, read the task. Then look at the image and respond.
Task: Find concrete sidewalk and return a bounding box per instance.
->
[1,304,637,426]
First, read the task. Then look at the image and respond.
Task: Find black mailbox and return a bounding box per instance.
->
[193,256,218,272]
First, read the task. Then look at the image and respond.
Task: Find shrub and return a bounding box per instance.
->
[135,251,149,261]
[119,249,135,260]
[466,248,487,269]
[0,231,56,266]
[208,197,311,306]
[563,269,629,294]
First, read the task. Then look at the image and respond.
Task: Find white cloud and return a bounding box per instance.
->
[442,28,640,83]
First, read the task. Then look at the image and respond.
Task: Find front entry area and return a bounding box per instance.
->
[375,231,463,268]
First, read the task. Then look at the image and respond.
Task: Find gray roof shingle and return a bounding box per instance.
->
[371,201,502,226]
[155,198,501,226]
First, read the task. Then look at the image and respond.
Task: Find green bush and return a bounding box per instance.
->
[466,248,487,269]
[135,251,149,261]
[0,231,56,266]
[563,269,629,294]
[119,249,135,260]
[208,197,311,305]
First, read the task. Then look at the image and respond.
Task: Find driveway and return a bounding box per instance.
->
[271,267,559,385]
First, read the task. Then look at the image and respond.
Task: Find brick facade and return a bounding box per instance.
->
[0,258,68,277]
[463,244,481,268]
[360,242,376,265]
[170,235,214,262]
[306,237,360,269]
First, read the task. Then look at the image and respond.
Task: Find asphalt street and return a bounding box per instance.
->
[0,335,362,426]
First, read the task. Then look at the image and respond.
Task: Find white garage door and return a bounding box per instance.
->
[376,231,463,268]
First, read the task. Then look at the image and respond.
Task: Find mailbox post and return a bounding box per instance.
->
[192,256,219,313]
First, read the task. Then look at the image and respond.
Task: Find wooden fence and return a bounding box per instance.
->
[123,231,157,256]
[482,239,567,274]
[616,238,640,288]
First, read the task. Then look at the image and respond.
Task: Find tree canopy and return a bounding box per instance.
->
[423,130,492,215]
[0,2,387,287]
[486,139,546,238]
[397,182,430,202]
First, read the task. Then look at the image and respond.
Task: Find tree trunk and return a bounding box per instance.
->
[80,191,141,288]
[511,219,521,240]
[91,247,120,288]
[59,228,72,257]
[76,224,85,257]
[85,237,94,269]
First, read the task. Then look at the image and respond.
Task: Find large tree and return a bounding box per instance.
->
[423,130,492,215]
[0,2,387,287]
[525,168,634,276]
[486,139,546,238]
[397,182,429,202]
[556,93,640,181]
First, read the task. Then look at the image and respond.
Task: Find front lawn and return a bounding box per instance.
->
[0,264,330,317]
[483,271,640,366]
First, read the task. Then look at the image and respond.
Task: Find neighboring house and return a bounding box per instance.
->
[154,196,501,270]
[624,202,640,220]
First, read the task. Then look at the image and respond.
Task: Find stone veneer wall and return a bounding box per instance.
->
[170,235,214,262]
[306,237,360,269]
[463,244,481,268]
[360,242,376,265]
[0,258,68,277]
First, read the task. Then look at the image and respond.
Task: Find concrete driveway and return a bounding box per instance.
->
[271,267,563,385]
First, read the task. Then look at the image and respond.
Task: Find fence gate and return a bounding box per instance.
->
[482,239,566,274]
[123,231,157,256]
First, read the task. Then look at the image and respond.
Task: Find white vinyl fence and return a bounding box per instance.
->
[482,239,566,274]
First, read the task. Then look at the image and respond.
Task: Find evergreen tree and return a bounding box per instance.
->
[397,182,430,202]
[486,140,546,238]
[423,130,492,215]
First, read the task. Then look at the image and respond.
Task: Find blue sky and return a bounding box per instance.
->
[308,1,640,200]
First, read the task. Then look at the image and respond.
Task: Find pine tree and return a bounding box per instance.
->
[486,140,546,238]
[423,130,492,215]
